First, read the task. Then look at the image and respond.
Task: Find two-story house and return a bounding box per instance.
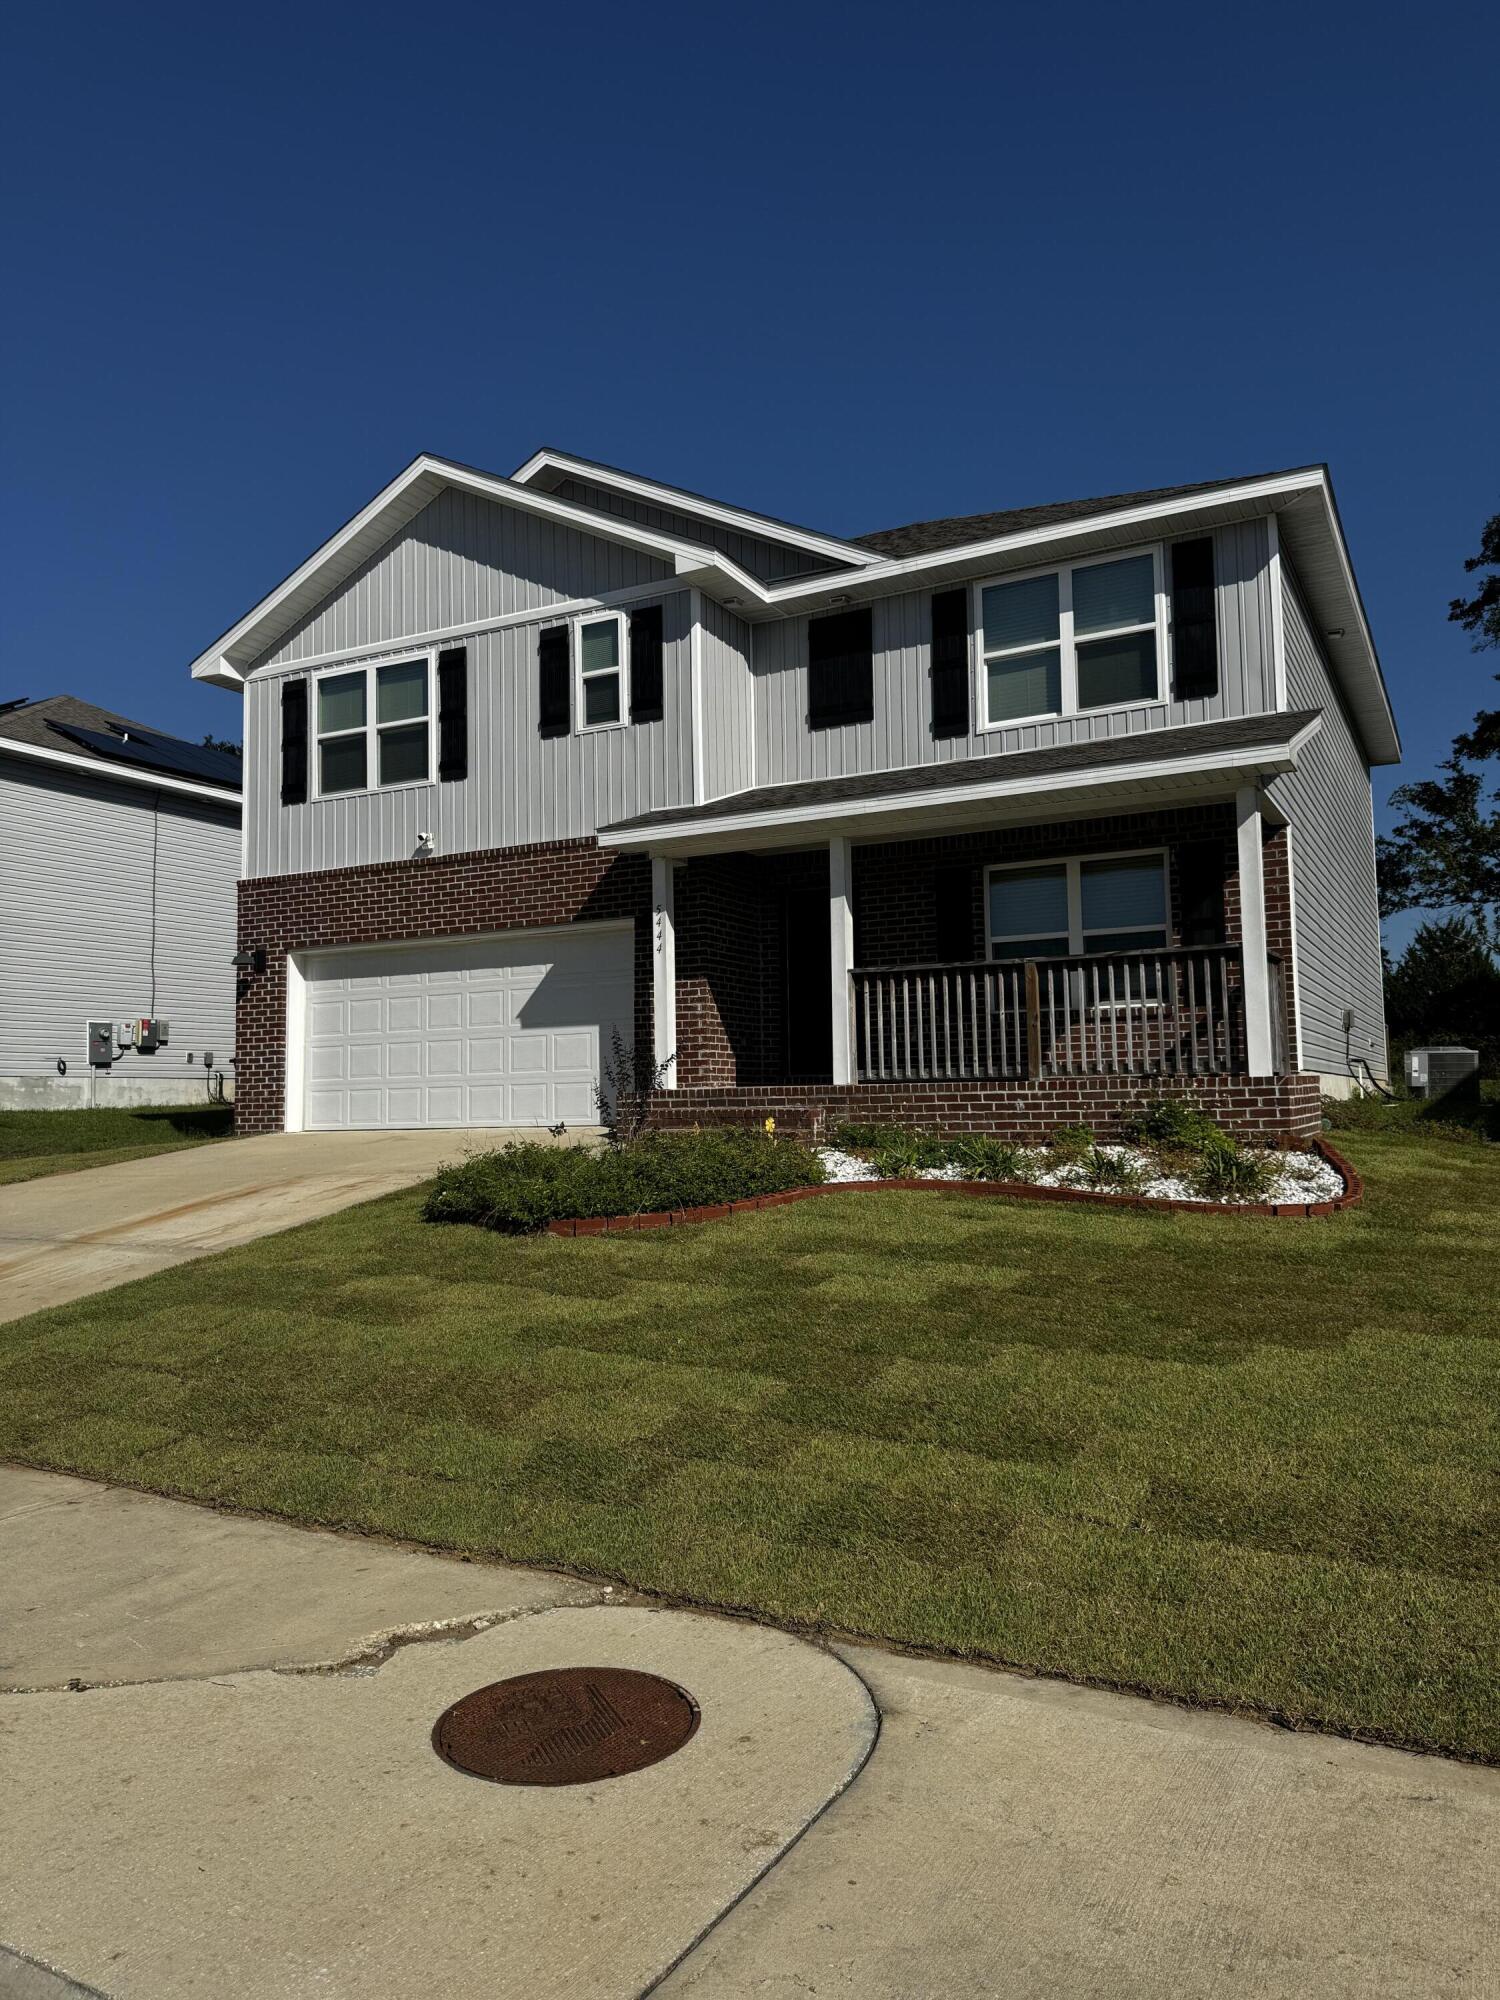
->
[192,449,1396,1144]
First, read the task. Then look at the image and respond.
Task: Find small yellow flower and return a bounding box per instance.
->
[764,1116,776,1138]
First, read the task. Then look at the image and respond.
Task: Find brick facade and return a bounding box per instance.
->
[236,808,1303,1138]
[646,1074,1323,1147]
[234,840,650,1135]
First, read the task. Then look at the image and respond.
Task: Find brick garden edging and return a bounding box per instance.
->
[543,1136,1362,1235]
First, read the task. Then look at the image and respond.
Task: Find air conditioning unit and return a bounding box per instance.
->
[1406,1046,1479,1102]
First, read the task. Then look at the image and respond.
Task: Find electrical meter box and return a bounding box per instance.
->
[127,1019,170,1054]
[87,1020,115,1068]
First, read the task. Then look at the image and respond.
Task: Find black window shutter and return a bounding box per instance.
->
[1177,841,1228,946]
[279,677,308,805]
[629,604,664,722]
[437,646,468,781]
[930,588,969,738]
[808,606,874,728]
[537,626,570,737]
[934,866,975,962]
[1171,538,1218,700]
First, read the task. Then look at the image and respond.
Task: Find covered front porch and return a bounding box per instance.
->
[599,716,1318,1143]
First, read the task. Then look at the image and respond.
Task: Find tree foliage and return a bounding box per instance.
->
[201,734,242,756]
[1377,510,1500,943]
[1384,918,1500,1065]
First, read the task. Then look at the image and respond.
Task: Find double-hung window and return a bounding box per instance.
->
[978,549,1164,728]
[575,611,627,730]
[987,852,1168,961]
[315,656,433,796]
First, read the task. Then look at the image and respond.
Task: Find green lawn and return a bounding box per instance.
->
[0,1105,233,1185]
[0,1126,1494,1761]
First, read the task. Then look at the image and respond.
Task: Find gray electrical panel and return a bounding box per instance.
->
[1406,1046,1480,1102]
[87,1020,115,1068]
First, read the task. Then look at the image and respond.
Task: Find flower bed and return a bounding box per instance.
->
[423,1103,1361,1237]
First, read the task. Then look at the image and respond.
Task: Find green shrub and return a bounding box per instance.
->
[423,1129,825,1234]
[1188,1137,1278,1202]
[1119,1096,1227,1154]
[1048,1122,1096,1164]
[1077,1145,1147,1193]
[943,1134,1028,1181]
[834,1122,954,1176]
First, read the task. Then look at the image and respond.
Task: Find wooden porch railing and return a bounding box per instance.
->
[852,947,1277,1081]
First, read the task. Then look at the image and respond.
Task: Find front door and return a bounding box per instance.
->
[783,886,832,1081]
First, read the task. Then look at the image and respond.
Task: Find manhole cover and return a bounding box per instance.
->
[432,1667,700,1786]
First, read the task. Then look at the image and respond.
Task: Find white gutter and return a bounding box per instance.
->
[0,735,242,807]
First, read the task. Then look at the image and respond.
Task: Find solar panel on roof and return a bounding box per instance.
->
[48,723,241,789]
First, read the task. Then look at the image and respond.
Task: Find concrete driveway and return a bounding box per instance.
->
[0,1129,579,1323]
[2,1468,1496,1999]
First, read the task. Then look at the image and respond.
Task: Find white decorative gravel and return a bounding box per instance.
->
[814,1143,1344,1207]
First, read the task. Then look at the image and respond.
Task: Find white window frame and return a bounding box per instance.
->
[973,543,1167,732]
[985,847,1170,959]
[310,649,438,800]
[573,609,629,734]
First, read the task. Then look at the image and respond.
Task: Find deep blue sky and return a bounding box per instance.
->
[2,1,1494,948]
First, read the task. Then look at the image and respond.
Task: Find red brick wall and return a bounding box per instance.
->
[647,1073,1322,1146]
[234,840,650,1135]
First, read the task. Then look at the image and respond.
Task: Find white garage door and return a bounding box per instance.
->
[301,926,634,1130]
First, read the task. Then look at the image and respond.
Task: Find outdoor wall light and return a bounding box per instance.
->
[232,948,268,974]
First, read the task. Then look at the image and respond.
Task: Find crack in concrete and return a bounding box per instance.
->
[1,1584,617,1696]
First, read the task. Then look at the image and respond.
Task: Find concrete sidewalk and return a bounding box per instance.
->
[0,1128,580,1323]
[2,1467,1496,1999]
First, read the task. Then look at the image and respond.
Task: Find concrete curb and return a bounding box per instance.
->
[544,1136,1362,1234]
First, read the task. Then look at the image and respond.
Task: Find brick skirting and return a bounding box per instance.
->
[234,840,651,1136]
[646,1072,1323,1146]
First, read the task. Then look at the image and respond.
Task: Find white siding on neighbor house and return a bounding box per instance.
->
[752,518,1278,785]
[250,487,675,671]
[698,598,755,801]
[551,477,841,582]
[0,758,239,1079]
[1268,571,1388,1083]
[244,591,695,877]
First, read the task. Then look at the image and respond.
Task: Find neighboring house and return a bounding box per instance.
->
[191,450,1397,1143]
[0,696,241,1108]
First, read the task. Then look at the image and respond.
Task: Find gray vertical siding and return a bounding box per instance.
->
[1268,572,1388,1083]
[752,519,1276,784]
[551,477,841,582]
[0,758,239,1078]
[698,598,755,800]
[251,488,674,670]
[245,591,695,876]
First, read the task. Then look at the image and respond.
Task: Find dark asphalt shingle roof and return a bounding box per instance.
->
[851,468,1319,560]
[0,695,242,791]
[602,712,1321,837]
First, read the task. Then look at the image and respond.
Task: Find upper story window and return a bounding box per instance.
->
[575,612,627,730]
[978,549,1164,729]
[315,656,432,796]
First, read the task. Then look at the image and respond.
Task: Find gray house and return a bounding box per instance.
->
[0,696,241,1108]
[192,450,1396,1143]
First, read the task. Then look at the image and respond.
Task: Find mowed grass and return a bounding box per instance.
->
[0,1128,1495,1760]
[0,1105,233,1184]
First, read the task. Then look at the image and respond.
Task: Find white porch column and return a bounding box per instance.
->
[1236,787,1275,1075]
[829,835,855,1085]
[650,854,677,1086]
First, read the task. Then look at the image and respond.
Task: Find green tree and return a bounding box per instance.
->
[1384,917,1500,1064]
[1377,510,1500,944]
[201,734,242,756]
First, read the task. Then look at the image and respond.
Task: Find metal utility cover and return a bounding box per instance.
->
[432,1666,700,1786]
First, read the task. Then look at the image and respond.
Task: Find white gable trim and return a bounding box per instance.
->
[511,448,883,570]
[187,455,763,690]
